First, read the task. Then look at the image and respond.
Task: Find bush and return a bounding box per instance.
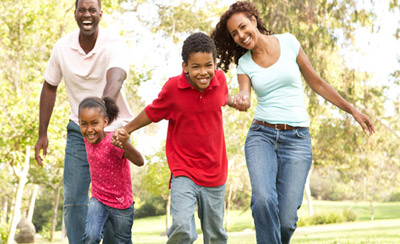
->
[298,208,357,227]
[388,192,400,202]
[32,190,63,233]
[135,195,166,219]
[310,168,356,201]
[0,223,8,243]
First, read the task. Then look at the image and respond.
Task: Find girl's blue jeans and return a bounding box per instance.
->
[245,123,312,244]
[83,198,134,244]
[167,176,228,244]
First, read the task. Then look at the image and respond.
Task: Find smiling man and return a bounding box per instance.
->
[34,0,133,243]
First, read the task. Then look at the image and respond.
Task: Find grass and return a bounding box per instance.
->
[35,200,400,244]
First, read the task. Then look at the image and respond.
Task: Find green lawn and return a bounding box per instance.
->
[35,200,400,244]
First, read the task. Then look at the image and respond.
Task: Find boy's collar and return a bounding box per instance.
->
[177,70,220,90]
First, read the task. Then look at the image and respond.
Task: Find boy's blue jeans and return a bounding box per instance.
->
[167,176,228,244]
[245,123,312,244]
[83,198,134,244]
[64,121,115,244]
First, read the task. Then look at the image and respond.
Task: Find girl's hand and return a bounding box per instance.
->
[111,129,125,148]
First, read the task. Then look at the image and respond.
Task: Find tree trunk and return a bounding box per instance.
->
[304,169,313,216]
[369,200,375,221]
[165,192,171,233]
[50,185,62,241]
[27,184,39,222]
[61,212,66,242]
[1,198,7,224]
[7,146,30,244]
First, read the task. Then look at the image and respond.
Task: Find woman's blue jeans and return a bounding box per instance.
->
[167,176,228,244]
[83,198,134,244]
[245,123,312,244]
[64,121,114,244]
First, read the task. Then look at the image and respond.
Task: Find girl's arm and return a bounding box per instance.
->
[297,47,375,135]
[117,129,144,166]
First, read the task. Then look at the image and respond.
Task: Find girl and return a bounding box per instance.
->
[78,96,144,244]
[211,1,375,244]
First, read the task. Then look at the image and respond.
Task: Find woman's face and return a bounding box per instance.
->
[226,12,258,50]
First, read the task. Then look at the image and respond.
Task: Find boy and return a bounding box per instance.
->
[112,32,234,243]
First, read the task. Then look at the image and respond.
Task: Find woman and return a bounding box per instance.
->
[211,1,375,243]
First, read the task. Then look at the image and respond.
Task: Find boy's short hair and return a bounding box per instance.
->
[181,32,217,64]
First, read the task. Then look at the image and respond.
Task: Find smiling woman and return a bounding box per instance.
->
[211,1,375,244]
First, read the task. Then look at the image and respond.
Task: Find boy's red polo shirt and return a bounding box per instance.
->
[145,70,229,187]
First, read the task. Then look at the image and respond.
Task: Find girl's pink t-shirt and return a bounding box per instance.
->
[84,132,133,209]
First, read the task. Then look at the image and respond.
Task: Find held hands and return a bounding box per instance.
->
[232,91,251,111]
[111,128,129,149]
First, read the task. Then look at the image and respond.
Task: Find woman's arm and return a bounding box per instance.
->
[233,74,252,111]
[297,47,375,135]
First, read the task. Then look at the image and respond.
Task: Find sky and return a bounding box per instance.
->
[343,0,399,109]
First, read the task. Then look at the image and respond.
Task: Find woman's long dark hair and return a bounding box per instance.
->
[210,1,272,72]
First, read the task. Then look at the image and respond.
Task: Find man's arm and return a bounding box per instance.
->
[102,67,127,100]
[35,81,58,166]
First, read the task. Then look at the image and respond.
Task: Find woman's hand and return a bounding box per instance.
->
[233,91,251,111]
[351,109,375,136]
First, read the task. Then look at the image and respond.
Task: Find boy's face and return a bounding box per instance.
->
[182,52,216,92]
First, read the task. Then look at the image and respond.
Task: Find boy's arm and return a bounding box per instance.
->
[227,95,235,108]
[124,110,152,134]
[111,109,152,148]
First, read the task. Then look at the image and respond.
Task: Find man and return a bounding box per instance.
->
[34,0,133,242]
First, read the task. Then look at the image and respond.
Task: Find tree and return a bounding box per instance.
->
[141,144,171,232]
[128,0,400,215]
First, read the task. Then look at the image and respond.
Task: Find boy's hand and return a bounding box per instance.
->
[117,128,130,145]
[233,91,251,111]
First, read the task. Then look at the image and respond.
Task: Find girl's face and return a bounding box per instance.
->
[226,12,259,50]
[79,107,109,144]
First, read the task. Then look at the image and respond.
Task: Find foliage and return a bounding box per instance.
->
[135,195,167,219]
[1,0,399,236]
[133,0,228,42]
[0,223,7,243]
[298,208,357,226]
[141,144,170,200]
[32,189,63,233]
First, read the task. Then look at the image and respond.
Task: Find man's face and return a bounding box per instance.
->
[75,0,102,37]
